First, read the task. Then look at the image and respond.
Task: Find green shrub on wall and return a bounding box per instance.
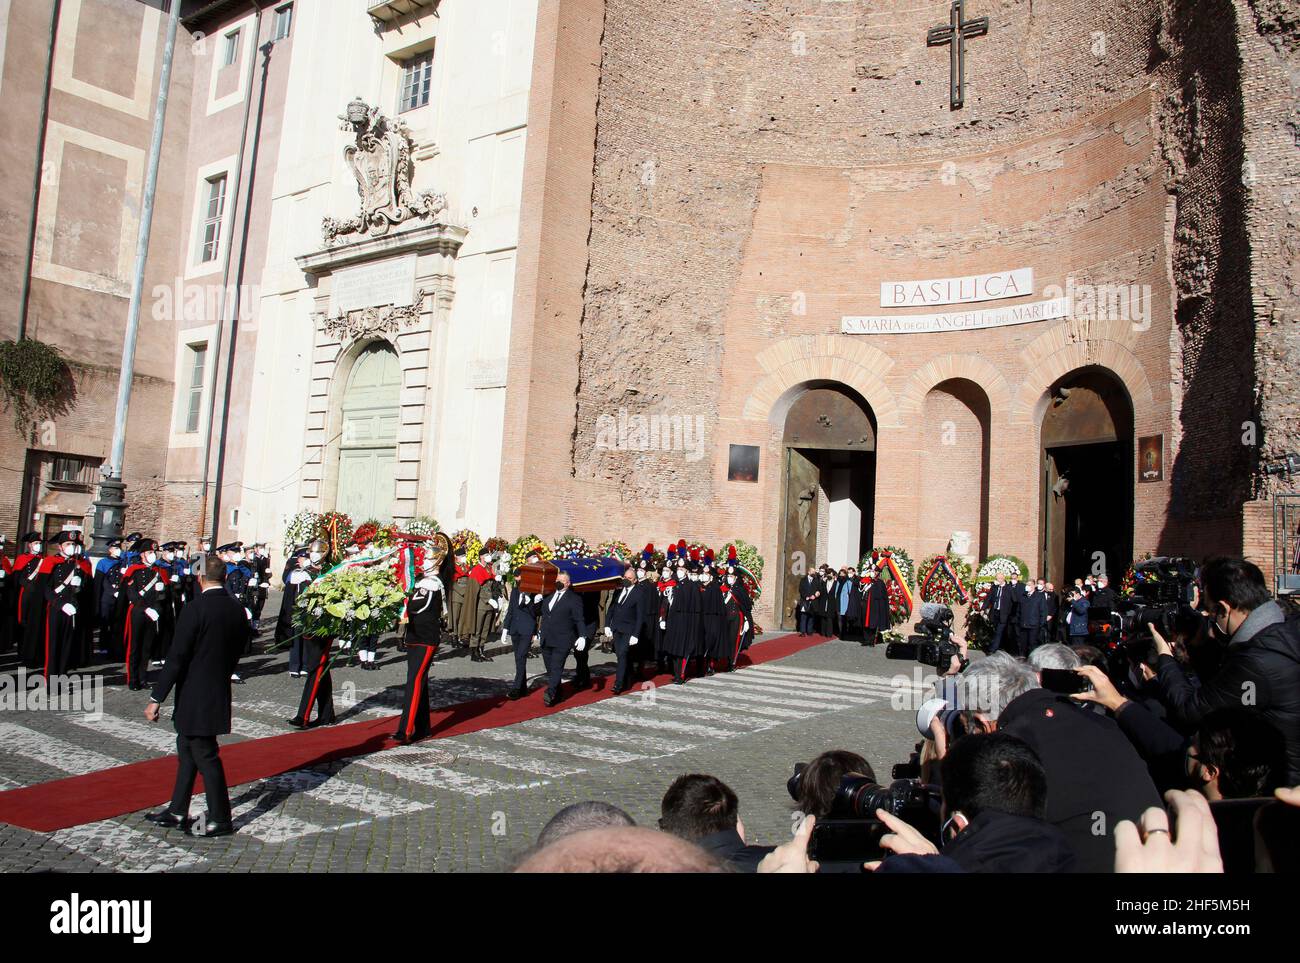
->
[0,339,72,432]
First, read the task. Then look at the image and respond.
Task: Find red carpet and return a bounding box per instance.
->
[0,632,832,832]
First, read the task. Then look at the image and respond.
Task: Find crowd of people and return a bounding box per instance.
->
[511,556,1299,873]
[793,563,891,644]
[4,528,1297,872]
[0,531,271,689]
[979,570,1120,655]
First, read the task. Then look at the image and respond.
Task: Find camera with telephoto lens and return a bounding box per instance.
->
[1087,557,1200,667]
[786,763,937,820]
[885,603,967,671]
[788,761,941,862]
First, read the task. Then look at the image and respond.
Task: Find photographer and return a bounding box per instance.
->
[659,774,774,872]
[873,733,1076,873]
[1151,556,1300,783]
[1073,665,1286,802]
[940,654,1161,871]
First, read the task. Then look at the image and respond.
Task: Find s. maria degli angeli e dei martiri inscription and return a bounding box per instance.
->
[842,267,1073,335]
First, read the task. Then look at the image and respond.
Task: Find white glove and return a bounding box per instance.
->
[533,594,543,603]
[604,626,613,638]
[575,637,586,652]
[659,619,666,630]
[629,636,638,647]
[488,599,500,610]
[289,570,310,585]
[500,630,508,645]
[145,608,159,622]
[62,603,77,617]
[244,608,252,620]
[70,575,82,588]
[154,583,164,592]
[743,619,750,633]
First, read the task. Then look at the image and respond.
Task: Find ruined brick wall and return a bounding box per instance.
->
[506,0,1295,617]
[1234,0,1300,587]
[573,0,1167,505]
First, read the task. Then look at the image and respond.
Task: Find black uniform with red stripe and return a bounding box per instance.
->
[15,553,47,669]
[40,555,84,677]
[396,575,443,741]
[123,563,165,689]
[150,563,175,661]
[0,553,15,653]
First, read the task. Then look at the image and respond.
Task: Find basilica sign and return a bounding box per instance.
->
[842,295,1070,335]
[879,267,1033,307]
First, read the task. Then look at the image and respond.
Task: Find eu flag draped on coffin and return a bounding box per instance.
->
[518,556,625,594]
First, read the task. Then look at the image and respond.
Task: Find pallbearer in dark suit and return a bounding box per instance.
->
[501,550,543,700]
[395,556,443,743]
[537,572,588,707]
[15,533,47,670]
[40,532,86,677]
[122,539,166,690]
[632,551,659,680]
[603,564,646,694]
[144,554,248,838]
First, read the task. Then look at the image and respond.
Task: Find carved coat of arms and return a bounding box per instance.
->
[322,98,448,246]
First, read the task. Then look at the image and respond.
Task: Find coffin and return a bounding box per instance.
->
[518,561,558,595]
[518,556,626,595]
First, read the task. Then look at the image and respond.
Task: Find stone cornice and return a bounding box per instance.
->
[295,222,468,278]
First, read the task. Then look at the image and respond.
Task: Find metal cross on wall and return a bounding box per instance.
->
[927,0,989,110]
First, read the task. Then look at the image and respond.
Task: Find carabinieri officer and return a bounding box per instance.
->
[394,553,444,743]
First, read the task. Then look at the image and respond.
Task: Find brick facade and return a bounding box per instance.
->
[502,0,1300,623]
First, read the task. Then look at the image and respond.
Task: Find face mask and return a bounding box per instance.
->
[109,548,121,558]
[623,576,634,586]
[676,569,686,580]
[144,552,157,566]
[309,552,323,563]
[727,575,736,585]
[62,544,76,557]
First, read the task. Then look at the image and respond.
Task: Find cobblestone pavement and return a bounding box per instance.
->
[0,601,934,872]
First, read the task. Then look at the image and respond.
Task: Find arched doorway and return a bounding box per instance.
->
[335,341,400,522]
[1040,366,1134,585]
[775,383,877,629]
